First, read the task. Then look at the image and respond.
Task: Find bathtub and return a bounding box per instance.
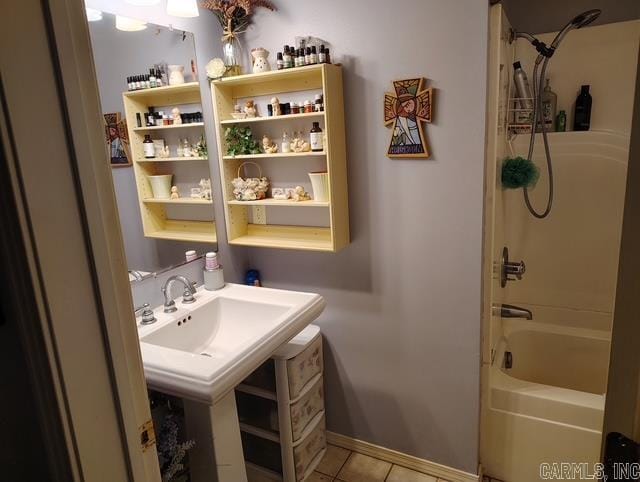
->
[483,317,611,482]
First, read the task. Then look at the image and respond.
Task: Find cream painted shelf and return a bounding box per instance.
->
[211,63,349,252]
[227,199,329,208]
[219,111,324,125]
[124,81,201,99]
[133,122,204,132]
[229,225,333,252]
[145,220,216,243]
[222,151,325,160]
[137,156,208,162]
[123,82,217,244]
[143,198,213,205]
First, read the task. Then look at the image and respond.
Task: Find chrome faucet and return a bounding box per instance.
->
[161,275,197,313]
[494,303,533,320]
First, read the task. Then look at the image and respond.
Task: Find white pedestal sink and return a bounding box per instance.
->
[137,283,325,481]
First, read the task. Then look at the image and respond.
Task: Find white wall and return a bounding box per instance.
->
[241,0,488,473]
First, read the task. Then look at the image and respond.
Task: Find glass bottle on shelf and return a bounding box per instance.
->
[282,131,291,153]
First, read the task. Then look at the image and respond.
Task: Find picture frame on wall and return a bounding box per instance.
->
[384,78,433,159]
[104,112,131,168]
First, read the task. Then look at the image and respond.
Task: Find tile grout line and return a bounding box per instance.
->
[332,450,353,481]
[383,462,394,481]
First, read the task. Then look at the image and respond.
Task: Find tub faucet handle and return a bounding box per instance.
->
[501,247,526,287]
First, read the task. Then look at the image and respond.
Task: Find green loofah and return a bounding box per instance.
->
[501,156,540,189]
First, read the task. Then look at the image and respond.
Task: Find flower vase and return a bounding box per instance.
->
[222,36,243,77]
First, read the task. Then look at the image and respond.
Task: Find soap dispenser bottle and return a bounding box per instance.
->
[203,252,224,291]
[573,85,592,131]
[539,79,557,132]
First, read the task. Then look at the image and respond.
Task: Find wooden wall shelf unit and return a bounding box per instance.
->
[123,82,216,244]
[211,64,349,252]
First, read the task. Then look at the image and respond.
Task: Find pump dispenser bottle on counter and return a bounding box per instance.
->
[204,252,224,291]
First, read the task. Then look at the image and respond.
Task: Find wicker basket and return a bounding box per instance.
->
[231,161,270,201]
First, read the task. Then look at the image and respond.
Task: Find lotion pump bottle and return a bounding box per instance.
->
[204,252,224,291]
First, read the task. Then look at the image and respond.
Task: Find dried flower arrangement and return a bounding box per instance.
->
[201,0,277,39]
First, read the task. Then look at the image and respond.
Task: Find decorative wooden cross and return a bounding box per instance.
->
[384,78,433,159]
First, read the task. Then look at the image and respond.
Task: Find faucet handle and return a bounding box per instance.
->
[504,260,526,280]
[182,288,196,304]
[134,303,157,325]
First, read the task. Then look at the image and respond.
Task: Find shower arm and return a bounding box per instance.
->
[511,30,556,59]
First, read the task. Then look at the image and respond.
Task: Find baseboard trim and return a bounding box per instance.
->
[326,431,480,482]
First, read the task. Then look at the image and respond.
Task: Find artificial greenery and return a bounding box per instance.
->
[195,134,208,158]
[501,156,539,189]
[225,125,261,156]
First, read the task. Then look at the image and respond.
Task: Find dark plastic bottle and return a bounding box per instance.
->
[573,85,592,131]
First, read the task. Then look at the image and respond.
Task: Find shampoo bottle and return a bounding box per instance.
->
[539,78,557,131]
[573,85,592,131]
[513,62,534,125]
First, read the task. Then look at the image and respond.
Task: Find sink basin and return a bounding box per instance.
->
[138,283,325,403]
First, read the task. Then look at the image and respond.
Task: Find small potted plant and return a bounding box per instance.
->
[201,0,277,76]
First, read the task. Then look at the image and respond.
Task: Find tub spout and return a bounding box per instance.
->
[494,303,533,320]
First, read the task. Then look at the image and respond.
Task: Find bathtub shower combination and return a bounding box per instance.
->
[482,5,638,482]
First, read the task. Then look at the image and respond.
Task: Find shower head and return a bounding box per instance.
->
[570,9,602,29]
[512,9,602,59]
[551,9,602,48]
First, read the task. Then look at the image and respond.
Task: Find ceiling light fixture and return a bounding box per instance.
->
[166,0,200,18]
[115,15,148,31]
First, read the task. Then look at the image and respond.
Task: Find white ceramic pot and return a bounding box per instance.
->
[148,175,173,199]
[168,65,185,85]
[251,48,270,74]
[308,172,329,202]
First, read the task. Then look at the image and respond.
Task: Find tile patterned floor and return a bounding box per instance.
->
[311,444,452,482]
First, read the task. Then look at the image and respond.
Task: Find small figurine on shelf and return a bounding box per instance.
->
[270,97,281,116]
[231,104,247,120]
[290,185,311,201]
[271,187,289,200]
[262,135,278,154]
[244,100,258,118]
[290,132,311,153]
[199,178,212,200]
[170,186,180,199]
[171,107,182,125]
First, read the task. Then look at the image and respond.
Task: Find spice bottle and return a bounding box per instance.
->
[305,47,311,65]
[310,122,323,152]
[304,100,314,113]
[318,45,326,63]
[283,46,292,68]
[314,94,324,112]
[310,46,318,64]
[325,48,331,64]
[143,135,155,158]
[276,52,284,70]
[149,69,156,88]
[290,102,300,115]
